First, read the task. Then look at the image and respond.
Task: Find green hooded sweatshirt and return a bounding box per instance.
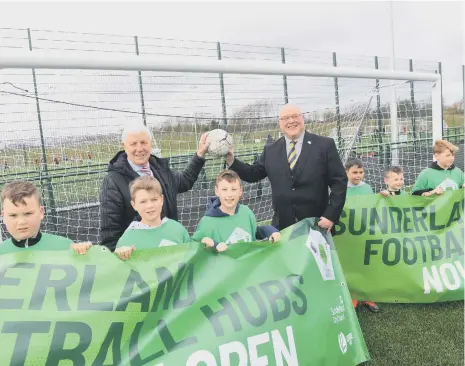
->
[412,162,464,195]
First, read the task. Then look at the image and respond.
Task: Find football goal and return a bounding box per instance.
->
[0,51,443,242]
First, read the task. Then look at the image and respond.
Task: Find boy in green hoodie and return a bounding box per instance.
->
[345,159,379,313]
[115,176,191,260]
[412,140,465,196]
[0,180,92,255]
[345,159,374,196]
[192,170,280,252]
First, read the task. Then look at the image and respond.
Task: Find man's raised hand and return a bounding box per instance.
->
[197,132,210,158]
[224,146,235,166]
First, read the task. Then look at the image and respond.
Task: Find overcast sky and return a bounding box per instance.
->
[0,1,463,104]
[0,1,463,144]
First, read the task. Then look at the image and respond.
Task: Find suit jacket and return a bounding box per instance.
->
[229,131,347,230]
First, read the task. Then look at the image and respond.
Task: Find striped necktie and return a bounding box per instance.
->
[140,165,153,177]
[288,140,297,170]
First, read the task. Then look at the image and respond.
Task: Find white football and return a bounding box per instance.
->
[206,129,233,157]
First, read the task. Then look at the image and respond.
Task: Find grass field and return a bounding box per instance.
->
[444,112,464,128]
[1,120,463,177]
[0,150,262,209]
[359,301,464,365]
[1,125,462,209]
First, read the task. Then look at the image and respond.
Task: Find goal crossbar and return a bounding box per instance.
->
[0,51,440,82]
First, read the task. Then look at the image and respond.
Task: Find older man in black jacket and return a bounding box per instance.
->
[225,104,347,232]
[99,124,209,251]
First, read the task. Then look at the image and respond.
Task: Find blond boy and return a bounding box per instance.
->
[412,140,465,196]
[115,176,190,260]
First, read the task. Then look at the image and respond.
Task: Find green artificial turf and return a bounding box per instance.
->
[358,301,464,366]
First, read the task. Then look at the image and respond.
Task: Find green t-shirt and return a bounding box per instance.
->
[412,165,464,193]
[116,218,190,249]
[0,233,72,255]
[192,205,257,245]
[346,182,374,196]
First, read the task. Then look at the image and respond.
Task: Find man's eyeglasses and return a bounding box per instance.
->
[279,113,302,122]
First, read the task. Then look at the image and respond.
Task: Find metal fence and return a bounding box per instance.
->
[0,27,444,129]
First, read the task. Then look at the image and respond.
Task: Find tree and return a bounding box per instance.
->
[323,109,336,121]
[228,99,279,133]
[209,119,220,130]
[449,101,464,114]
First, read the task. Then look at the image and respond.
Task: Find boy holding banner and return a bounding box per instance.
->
[345,159,374,196]
[380,166,408,197]
[192,170,280,252]
[412,140,465,196]
[114,176,191,260]
[345,159,380,313]
[0,180,92,254]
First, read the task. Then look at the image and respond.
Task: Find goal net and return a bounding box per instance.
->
[0,54,445,243]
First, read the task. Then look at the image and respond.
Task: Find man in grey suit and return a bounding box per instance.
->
[225,104,347,232]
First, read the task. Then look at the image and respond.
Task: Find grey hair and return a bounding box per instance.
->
[121,124,153,143]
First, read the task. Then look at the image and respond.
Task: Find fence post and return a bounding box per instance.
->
[333,52,342,151]
[409,59,417,145]
[27,28,57,229]
[374,56,385,164]
[134,36,147,126]
[217,42,228,129]
[462,65,465,122]
[281,47,289,104]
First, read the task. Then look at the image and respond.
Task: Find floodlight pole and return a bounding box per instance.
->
[27,28,57,229]
[432,78,443,144]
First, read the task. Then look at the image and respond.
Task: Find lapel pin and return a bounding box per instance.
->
[307,141,312,145]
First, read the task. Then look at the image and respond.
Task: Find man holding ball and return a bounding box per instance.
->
[225,104,347,233]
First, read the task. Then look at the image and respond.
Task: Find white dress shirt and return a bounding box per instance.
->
[284,132,305,161]
[128,159,150,177]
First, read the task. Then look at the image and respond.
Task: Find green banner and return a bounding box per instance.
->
[334,190,464,303]
[0,219,369,365]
